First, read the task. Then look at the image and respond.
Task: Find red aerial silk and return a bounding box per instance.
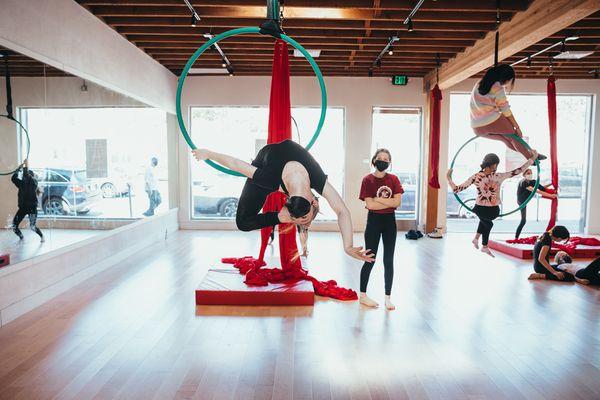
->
[507,236,600,256]
[225,40,357,301]
[545,76,558,230]
[428,84,443,189]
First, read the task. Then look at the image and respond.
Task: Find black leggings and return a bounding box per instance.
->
[13,208,43,238]
[515,206,527,239]
[473,205,500,246]
[535,263,575,282]
[575,257,600,285]
[236,180,280,231]
[360,212,397,296]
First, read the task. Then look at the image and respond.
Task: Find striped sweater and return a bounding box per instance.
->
[470,81,513,128]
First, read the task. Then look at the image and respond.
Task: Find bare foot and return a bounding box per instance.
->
[575,277,590,285]
[385,296,395,311]
[359,293,379,308]
[472,238,480,250]
[481,246,495,257]
[528,273,546,280]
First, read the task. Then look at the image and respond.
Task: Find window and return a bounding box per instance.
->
[190,106,345,221]
[21,107,169,219]
[371,107,422,219]
[447,93,592,233]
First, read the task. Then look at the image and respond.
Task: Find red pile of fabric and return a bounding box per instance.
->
[222,40,357,302]
[507,236,600,255]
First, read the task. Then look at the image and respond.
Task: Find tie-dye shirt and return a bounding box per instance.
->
[453,158,535,207]
[470,82,513,128]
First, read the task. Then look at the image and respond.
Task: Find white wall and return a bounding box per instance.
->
[436,78,600,234]
[0,0,176,113]
[178,76,428,230]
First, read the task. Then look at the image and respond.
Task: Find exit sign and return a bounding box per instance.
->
[392,75,408,85]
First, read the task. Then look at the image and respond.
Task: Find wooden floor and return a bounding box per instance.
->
[0,230,598,400]
[0,228,99,265]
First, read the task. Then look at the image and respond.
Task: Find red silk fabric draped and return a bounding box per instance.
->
[507,236,600,256]
[224,40,357,301]
[546,76,558,231]
[428,84,443,189]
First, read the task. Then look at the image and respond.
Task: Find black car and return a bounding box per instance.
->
[31,168,100,216]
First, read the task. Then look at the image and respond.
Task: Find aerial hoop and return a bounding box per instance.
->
[449,134,540,217]
[175,26,327,177]
[0,114,30,176]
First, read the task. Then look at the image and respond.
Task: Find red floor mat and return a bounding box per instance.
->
[0,254,9,268]
[488,240,600,259]
[196,267,315,306]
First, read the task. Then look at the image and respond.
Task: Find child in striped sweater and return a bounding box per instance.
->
[470,64,546,161]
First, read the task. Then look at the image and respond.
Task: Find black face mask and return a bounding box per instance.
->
[374,160,389,172]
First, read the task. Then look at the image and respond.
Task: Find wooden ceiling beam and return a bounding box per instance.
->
[91,6,513,23]
[115,26,486,39]
[136,43,465,52]
[77,0,528,12]
[424,0,600,90]
[104,16,497,32]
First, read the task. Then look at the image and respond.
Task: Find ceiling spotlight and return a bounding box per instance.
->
[376,59,382,68]
[526,56,531,68]
[407,18,414,32]
[190,14,198,27]
[221,59,227,68]
[388,46,394,56]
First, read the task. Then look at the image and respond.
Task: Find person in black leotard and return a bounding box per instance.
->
[192,140,374,263]
[528,226,573,281]
[554,251,600,286]
[514,169,556,239]
[11,159,44,242]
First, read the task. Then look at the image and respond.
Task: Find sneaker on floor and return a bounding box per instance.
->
[13,229,24,240]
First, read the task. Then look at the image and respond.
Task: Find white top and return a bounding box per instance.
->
[145,166,158,191]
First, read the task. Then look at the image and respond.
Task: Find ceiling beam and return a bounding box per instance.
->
[424,0,600,90]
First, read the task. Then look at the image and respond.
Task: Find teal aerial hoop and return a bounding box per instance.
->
[175,26,327,177]
[0,115,30,176]
[449,134,540,218]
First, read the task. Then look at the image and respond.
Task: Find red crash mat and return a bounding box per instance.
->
[0,254,9,268]
[196,267,315,306]
[488,240,600,260]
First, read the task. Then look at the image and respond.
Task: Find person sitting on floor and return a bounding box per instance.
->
[528,225,573,282]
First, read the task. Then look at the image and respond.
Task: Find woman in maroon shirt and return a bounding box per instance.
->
[359,149,403,310]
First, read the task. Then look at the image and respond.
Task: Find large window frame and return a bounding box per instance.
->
[446,92,594,233]
[371,106,423,221]
[18,106,170,221]
[188,105,346,222]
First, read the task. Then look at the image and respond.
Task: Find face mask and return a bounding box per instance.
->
[374,160,389,172]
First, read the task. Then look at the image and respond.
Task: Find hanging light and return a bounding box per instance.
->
[221,59,227,68]
[526,56,532,68]
[190,14,198,27]
[376,59,382,68]
[407,18,414,32]
[388,46,394,56]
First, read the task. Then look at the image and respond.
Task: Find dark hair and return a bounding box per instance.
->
[550,225,570,241]
[371,148,392,166]
[478,64,516,96]
[563,255,573,264]
[480,153,500,171]
[286,196,311,218]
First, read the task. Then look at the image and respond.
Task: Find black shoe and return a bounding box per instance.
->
[536,153,547,161]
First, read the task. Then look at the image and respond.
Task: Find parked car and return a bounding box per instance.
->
[31,168,100,216]
[192,175,244,217]
[89,175,132,198]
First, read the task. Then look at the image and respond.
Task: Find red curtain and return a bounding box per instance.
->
[428,84,443,189]
[546,76,558,231]
[225,40,357,301]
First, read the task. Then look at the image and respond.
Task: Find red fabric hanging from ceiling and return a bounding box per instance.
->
[428,84,443,189]
[226,40,357,301]
[546,76,558,231]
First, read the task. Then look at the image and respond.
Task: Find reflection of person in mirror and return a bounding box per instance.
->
[143,157,161,217]
[11,159,44,242]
